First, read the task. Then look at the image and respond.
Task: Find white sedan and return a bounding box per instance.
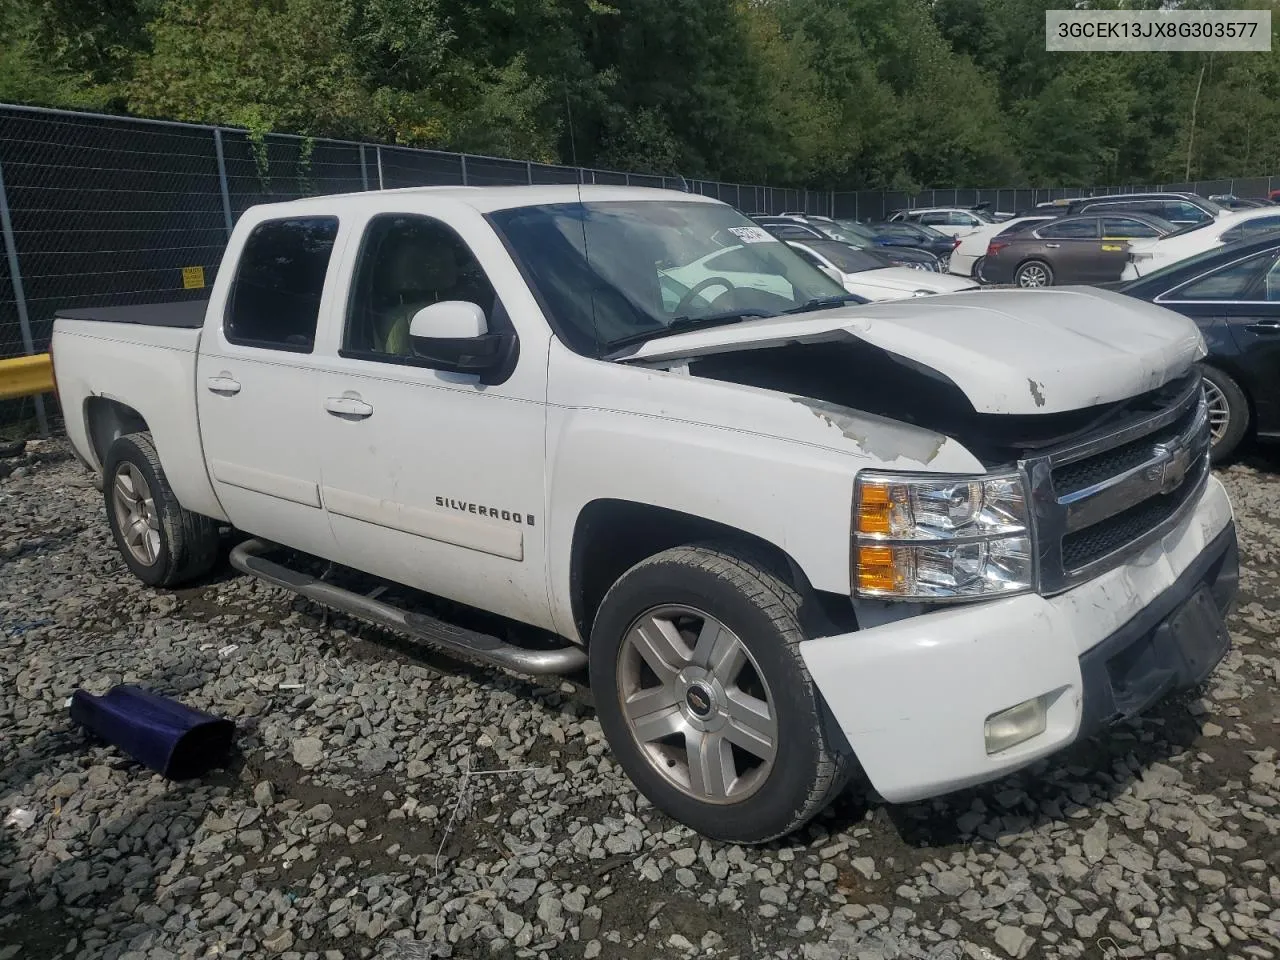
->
[785,239,978,300]
[949,215,1057,280]
[1122,205,1280,279]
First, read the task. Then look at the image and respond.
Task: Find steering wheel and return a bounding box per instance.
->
[674,276,734,316]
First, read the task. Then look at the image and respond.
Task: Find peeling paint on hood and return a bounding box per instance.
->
[793,397,947,465]
[617,287,1206,416]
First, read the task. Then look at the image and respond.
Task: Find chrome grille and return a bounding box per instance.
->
[1023,372,1211,595]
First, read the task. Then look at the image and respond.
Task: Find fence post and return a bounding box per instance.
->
[526,160,533,185]
[359,145,369,190]
[0,156,49,437]
[212,129,234,237]
[625,173,631,186]
[460,154,468,186]
[376,146,385,189]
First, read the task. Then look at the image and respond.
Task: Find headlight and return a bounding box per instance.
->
[852,471,1033,600]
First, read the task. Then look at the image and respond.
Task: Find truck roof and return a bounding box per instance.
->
[244,184,720,217]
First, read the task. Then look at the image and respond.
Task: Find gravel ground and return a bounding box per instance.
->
[2,438,1278,960]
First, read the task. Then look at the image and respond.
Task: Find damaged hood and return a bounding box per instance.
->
[618,286,1205,415]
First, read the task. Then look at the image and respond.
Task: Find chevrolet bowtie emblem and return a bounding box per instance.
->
[1144,439,1192,494]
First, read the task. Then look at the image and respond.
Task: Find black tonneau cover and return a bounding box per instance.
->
[56,299,209,329]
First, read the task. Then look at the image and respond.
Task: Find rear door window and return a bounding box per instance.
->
[1038,218,1100,239]
[1103,217,1162,239]
[225,217,339,352]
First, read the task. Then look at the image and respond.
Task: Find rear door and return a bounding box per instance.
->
[195,215,345,559]
[1034,216,1105,282]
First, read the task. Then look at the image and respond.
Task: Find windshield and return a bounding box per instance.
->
[803,240,893,273]
[1119,239,1252,291]
[488,200,849,354]
[833,220,880,243]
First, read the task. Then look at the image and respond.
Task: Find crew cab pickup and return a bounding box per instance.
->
[52,186,1238,843]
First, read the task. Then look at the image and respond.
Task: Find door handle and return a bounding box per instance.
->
[325,396,374,419]
[1044,243,1061,249]
[1245,319,1280,334]
[206,376,241,396]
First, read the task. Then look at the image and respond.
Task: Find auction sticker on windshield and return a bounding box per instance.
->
[728,226,776,244]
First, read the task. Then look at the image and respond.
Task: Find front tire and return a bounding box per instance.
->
[1015,259,1053,287]
[590,544,849,843]
[1200,365,1249,463]
[104,433,220,587]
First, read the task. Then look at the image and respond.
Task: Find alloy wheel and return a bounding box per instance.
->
[1203,378,1231,445]
[1017,263,1049,287]
[112,462,161,566]
[616,604,777,803]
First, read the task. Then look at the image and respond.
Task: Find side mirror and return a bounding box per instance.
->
[408,301,511,374]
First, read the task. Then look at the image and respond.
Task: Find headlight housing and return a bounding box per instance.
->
[853,471,1033,600]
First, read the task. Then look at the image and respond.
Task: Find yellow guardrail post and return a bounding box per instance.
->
[0,353,53,400]
[0,151,50,435]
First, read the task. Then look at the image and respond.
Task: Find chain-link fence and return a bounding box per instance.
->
[4,100,1280,435]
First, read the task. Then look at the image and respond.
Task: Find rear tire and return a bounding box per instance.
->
[1015,259,1053,287]
[590,543,850,843]
[973,256,988,283]
[104,433,220,587]
[1200,365,1249,463]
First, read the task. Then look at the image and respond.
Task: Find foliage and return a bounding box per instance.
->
[4,0,1280,189]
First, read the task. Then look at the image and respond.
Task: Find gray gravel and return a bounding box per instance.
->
[2,438,1279,959]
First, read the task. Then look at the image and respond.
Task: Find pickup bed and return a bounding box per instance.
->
[52,185,1238,842]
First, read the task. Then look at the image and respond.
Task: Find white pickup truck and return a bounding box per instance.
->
[51,185,1238,843]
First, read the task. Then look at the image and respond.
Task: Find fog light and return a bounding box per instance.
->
[984,696,1048,755]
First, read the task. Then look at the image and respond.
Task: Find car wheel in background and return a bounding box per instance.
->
[590,543,850,843]
[1015,260,1053,287]
[973,256,988,283]
[104,432,221,587]
[1200,365,1249,463]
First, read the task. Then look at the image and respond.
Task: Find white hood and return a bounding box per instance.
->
[617,287,1205,416]
[846,267,977,300]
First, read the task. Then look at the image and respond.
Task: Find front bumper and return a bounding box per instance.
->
[799,475,1236,804]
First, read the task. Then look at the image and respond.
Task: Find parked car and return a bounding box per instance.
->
[865,221,957,268]
[51,185,1236,844]
[1122,205,1280,279]
[885,206,994,237]
[784,239,978,300]
[983,212,1176,287]
[1208,194,1268,210]
[1061,192,1224,228]
[1118,233,1280,460]
[756,216,943,271]
[950,215,1057,280]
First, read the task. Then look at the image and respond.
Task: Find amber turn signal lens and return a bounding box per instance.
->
[856,544,901,593]
[856,482,892,535]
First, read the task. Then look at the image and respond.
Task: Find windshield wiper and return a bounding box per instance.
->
[606,309,774,350]
[784,293,866,315]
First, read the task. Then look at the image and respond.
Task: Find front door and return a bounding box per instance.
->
[195,214,343,559]
[312,212,554,630]
[1159,245,1280,429]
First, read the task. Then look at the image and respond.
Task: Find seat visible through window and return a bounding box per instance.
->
[346,215,496,358]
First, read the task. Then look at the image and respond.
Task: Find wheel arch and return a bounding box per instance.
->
[84,396,150,471]
[568,498,854,645]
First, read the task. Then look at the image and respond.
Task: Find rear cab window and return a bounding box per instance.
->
[225,217,339,352]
